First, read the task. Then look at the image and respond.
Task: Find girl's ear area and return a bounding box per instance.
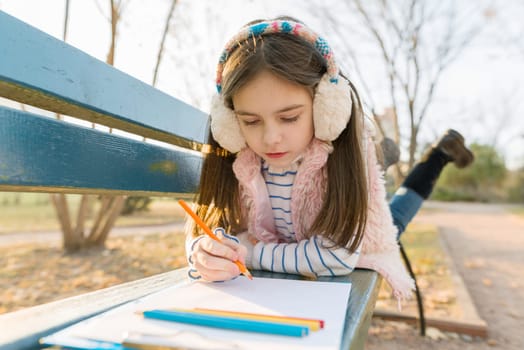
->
[313,74,353,141]
[210,94,247,153]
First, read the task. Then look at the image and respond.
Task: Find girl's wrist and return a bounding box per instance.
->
[236,232,256,268]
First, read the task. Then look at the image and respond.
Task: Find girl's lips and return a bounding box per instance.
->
[266,152,287,159]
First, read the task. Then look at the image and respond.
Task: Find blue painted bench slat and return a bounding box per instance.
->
[0,10,208,151]
[0,107,202,195]
[0,10,380,350]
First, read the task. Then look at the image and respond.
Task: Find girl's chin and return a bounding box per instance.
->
[263,158,293,169]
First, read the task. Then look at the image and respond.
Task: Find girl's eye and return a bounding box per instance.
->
[282,116,299,123]
[241,119,259,126]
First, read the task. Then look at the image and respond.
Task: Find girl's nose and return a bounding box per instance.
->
[263,124,282,145]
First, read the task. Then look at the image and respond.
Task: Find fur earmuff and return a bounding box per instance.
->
[313,75,353,142]
[210,94,246,153]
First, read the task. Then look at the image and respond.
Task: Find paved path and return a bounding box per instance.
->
[418,202,524,349]
[0,222,185,247]
[367,201,524,349]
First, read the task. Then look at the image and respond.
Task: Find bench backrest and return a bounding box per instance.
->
[0,10,208,196]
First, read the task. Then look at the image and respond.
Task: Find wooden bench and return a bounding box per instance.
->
[0,11,381,350]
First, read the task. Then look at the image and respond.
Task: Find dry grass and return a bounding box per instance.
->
[0,231,187,314]
[376,223,460,319]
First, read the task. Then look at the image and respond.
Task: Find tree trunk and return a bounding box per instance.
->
[408,126,419,171]
[73,195,90,241]
[51,194,82,252]
[86,196,126,246]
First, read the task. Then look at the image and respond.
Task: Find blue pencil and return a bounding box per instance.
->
[142,309,309,337]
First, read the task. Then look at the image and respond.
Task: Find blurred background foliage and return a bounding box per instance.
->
[431,144,522,202]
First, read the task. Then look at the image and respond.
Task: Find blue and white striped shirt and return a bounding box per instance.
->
[262,162,296,241]
[254,161,361,277]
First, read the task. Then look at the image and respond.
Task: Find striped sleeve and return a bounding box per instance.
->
[185,234,205,280]
[249,236,361,277]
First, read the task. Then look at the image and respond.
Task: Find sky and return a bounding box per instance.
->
[1,0,523,169]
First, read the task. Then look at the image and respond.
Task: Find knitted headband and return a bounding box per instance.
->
[210,19,352,153]
[216,20,340,93]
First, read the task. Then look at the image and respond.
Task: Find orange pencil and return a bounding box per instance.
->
[178,199,253,280]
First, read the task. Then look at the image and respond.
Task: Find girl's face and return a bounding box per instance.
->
[232,70,314,169]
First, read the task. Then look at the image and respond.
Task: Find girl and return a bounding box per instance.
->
[185,17,442,300]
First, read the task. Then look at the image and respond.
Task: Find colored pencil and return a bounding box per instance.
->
[141,309,309,337]
[178,199,253,280]
[191,307,324,331]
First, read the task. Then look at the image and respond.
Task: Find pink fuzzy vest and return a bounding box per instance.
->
[233,138,414,299]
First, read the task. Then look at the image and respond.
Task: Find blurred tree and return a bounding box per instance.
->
[433,143,507,201]
[353,0,491,172]
[506,166,524,203]
[121,197,153,215]
[313,0,493,185]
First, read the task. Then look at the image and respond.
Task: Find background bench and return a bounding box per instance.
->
[0,11,381,350]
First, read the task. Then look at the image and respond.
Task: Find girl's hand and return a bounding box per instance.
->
[190,228,247,282]
[236,232,258,265]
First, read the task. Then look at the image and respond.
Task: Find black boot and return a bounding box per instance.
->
[402,129,474,199]
[432,129,474,168]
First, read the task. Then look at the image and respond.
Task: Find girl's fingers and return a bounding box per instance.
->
[214,228,239,247]
[192,252,240,281]
[198,236,239,261]
[213,228,246,259]
[235,243,248,264]
[191,231,245,281]
[199,270,238,282]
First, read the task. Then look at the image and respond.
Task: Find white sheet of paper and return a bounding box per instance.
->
[43,277,351,350]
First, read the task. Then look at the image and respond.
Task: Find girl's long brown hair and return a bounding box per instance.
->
[191,20,368,253]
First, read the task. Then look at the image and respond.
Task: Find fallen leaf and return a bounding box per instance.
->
[508,310,519,319]
[464,258,486,269]
[380,332,395,340]
[430,291,455,304]
[426,327,447,340]
[482,278,493,287]
[487,338,497,346]
[461,334,473,342]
